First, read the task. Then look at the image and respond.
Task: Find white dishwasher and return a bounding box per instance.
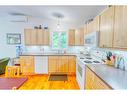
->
[35,56,48,74]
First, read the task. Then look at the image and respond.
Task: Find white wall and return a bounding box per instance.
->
[0,17,81,58]
[0,21,25,58]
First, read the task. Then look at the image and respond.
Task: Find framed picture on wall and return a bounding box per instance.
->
[7,33,21,44]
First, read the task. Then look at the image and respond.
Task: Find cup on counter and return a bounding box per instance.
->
[106,56,115,66]
[106,60,113,66]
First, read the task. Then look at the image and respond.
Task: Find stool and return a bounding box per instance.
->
[5,66,20,77]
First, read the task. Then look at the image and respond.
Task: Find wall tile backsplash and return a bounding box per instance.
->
[22,46,85,54]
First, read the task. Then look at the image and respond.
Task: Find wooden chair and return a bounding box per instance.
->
[5,66,20,77]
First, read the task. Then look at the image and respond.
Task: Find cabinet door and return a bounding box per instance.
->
[44,30,50,45]
[85,67,94,89]
[75,28,84,46]
[58,56,68,73]
[24,29,31,45]
[36,29,44,45]
[75,29,80,45]
[79,27,84,45]
[84,25,87,44]
[113,6,127,48]
[48,56,58,73]
[99,6,114,48]
[87,21,94,34]
[93,16,100,32]
[68,29,75,46]
[30,29,37,45]
[20,56,34,74]
[68,56,76,74]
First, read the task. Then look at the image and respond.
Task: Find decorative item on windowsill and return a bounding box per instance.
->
[34,25,42,29]
[44,26,48,30]
[34,26,39,29]
[39,25,42,29]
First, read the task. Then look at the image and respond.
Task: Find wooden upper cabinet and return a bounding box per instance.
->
[24,29,50,46]
[75,29,80,45]
[86,16,100,34]
[99,6,114,48]
[24,29,31,45]
[93,16,100,32]
[30,29,37,45]
[84,25,87,44]
[36,29,44,45]
[44,30,50,45]
[24,29,37,45]
[87,21,94,34]
[75,27,84,46]
[79,27,84,45]
[68,29,75,46]
[113,6,127,48]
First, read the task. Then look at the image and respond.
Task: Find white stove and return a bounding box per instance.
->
[76,54,104,89]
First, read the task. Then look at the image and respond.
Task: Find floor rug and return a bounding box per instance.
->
[48,74,68,81]
[0,77,28,90]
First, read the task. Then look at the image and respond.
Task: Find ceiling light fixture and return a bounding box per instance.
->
[56,15,61,31]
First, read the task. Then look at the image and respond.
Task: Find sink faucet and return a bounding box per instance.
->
[58,50,62,54]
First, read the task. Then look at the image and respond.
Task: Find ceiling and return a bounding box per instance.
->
[0,6,107,30]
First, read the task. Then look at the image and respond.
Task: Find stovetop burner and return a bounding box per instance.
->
[80,57,84,59]
[93,61,100,63]
[84,60,92,63]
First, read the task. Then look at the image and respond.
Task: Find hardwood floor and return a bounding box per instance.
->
[19,75,79,90]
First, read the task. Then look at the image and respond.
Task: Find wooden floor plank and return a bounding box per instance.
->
[19,75,79,90]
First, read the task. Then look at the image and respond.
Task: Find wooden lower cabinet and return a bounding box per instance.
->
[48,56,58,73]
[68,56,76,74]
[48,56,76,74]
[85,66,111,90]
[19,55,76,75]
[58,56,68,73]
[20,56,34,75]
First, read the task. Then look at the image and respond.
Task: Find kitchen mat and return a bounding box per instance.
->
[48,74,68,81]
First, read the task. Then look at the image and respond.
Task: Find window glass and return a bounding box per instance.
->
[60,32,67,48]
[52,32,59,48]
[52,32,67,49]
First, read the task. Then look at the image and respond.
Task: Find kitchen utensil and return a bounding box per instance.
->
[106,51,112,60]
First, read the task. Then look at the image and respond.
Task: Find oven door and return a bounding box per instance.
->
[76,58,85,89]
[78,64,83,78]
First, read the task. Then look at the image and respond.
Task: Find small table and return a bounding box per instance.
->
[5,66,20,77]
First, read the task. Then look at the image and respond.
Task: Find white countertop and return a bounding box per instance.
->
[20,53,78,56]
[86,64,127,89]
